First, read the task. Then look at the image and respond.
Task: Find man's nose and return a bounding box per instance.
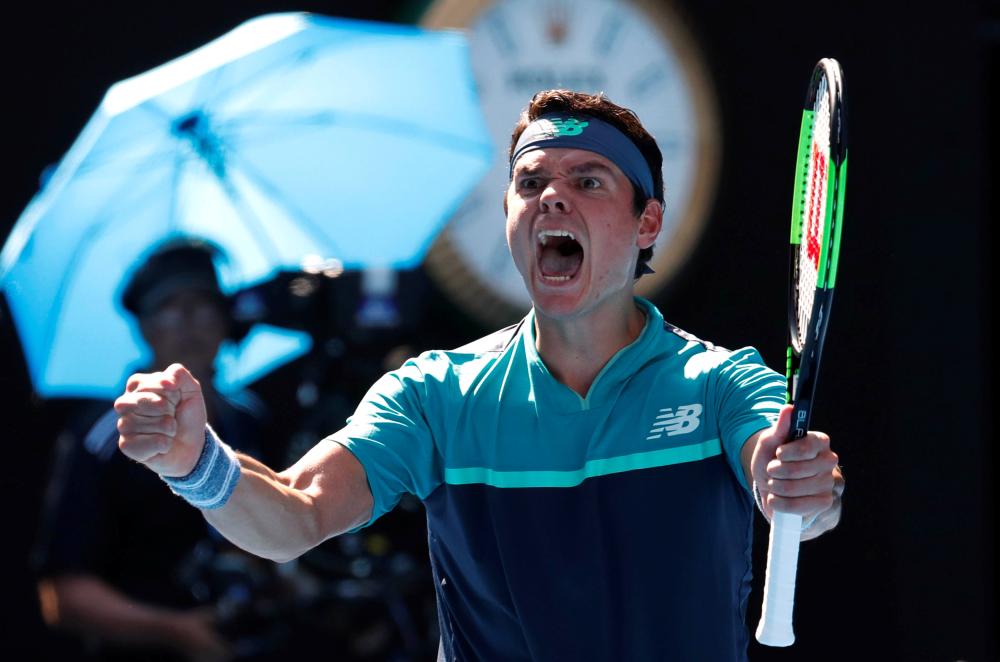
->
[539,181,571,213]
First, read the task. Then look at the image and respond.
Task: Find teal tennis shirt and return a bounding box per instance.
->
[330,298,785,661]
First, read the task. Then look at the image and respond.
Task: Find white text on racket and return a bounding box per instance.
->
[646,404,703,440]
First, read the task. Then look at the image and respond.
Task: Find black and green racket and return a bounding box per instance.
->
[756,57,847,647]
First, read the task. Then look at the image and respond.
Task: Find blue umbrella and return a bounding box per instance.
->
[0,13,492,399]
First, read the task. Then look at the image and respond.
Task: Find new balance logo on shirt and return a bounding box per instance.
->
[646,404,703,440]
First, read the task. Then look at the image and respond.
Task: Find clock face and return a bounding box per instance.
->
[423,0,719,325]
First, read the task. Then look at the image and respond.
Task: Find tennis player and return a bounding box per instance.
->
[117,90,844,661]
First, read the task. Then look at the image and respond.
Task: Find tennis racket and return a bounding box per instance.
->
[755,57,847,648]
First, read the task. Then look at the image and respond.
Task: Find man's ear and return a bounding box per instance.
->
[637,199,663,249]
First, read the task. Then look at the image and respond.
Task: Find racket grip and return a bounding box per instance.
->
[755,511,803,647]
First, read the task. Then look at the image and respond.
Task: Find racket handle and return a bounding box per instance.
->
[755,511,802,647]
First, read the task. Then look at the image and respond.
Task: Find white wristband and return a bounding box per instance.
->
[752,480,769,520]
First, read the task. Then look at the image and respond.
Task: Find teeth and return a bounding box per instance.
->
[538,229,576,246]
[542,275,572,282]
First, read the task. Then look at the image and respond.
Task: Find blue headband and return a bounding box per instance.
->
[509,114,655,200]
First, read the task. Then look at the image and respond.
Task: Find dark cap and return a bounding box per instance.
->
[121,238,228,317]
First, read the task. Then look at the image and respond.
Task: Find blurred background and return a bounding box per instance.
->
[0,0,994,660]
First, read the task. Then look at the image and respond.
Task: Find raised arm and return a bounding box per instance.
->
[115,364,373,562]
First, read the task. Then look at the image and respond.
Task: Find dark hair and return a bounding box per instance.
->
[122,239,226,316]
[508,89,664,276]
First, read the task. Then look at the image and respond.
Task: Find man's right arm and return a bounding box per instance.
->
[204,440,373,562]
[116,364,374,563]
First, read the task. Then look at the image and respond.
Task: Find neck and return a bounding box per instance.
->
[534,294,646,397]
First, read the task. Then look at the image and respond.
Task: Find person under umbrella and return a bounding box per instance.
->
[34,239,269,662]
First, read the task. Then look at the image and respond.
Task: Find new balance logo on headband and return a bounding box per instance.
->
[510,113,654,199]
[646,404,703,440]
[538,117,590,137]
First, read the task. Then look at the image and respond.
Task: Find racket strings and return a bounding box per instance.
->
[795,75,832,349]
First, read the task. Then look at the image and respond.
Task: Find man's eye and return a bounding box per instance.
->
[580,177,601,189]
[518,177,540,190]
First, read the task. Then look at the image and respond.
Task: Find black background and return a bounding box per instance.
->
[0,0,994,660]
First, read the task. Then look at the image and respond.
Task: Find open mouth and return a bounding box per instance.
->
[537,230,584,282]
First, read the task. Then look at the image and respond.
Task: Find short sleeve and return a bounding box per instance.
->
[327,358,442,526]
[714,347,786,491]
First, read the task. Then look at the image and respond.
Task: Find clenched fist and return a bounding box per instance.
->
[115,364,207,477]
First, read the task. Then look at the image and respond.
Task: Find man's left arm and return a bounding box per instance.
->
[740,404,845,541]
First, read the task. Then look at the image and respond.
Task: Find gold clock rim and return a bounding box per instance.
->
[421,0,721,328]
